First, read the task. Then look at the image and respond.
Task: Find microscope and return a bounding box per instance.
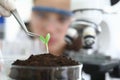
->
[65,0,120,80]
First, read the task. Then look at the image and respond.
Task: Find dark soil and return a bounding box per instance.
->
[9,53,80,80]
[12,53,79,66]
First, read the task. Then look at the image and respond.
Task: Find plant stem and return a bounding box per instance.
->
[46,44,49,53]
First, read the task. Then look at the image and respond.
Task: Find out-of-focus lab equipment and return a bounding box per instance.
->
[65,0,120,80]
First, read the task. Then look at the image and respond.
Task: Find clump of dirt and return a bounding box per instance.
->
[12,54,79,66]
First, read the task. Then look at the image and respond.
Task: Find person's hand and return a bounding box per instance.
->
[0,0,15,17]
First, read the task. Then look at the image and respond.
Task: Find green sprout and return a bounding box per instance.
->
[39,33,50,53]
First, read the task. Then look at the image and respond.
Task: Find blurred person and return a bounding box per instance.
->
[29,0,72,56]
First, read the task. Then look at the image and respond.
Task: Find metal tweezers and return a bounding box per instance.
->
[11,9,40,37]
